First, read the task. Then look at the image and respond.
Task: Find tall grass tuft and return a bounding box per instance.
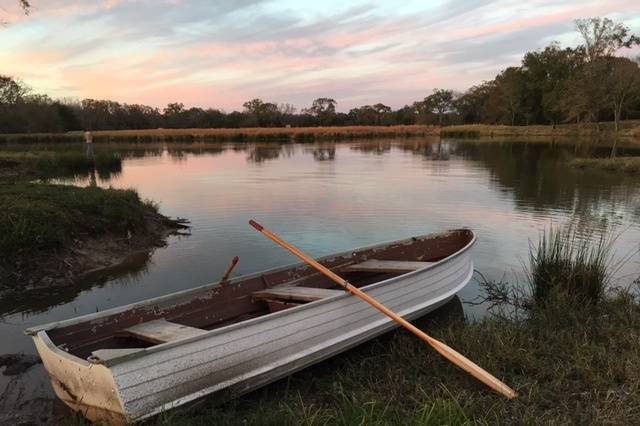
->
[527,226,613,307]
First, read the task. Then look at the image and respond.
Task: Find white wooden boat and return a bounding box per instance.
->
[26,229,475,424]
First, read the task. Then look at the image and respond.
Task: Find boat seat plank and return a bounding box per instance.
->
[121,319,207,344]
[90,348,145,362]
[253,286,345,303]
[343,259,433,273]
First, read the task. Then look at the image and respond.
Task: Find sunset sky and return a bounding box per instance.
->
[1,0,639,111]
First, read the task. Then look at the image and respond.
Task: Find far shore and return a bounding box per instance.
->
[1,121,640,143]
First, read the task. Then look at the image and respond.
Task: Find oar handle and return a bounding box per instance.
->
[249,219,517,399]
[221,256,239,282]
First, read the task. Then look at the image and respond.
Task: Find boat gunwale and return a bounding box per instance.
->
[27,228,475,366]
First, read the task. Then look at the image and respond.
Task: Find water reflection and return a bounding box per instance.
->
[0,250,155,317]
[3,137,640,330]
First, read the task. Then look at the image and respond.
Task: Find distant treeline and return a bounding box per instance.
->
[1,17,638,134]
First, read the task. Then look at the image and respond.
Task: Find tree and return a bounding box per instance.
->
[494,67,525,125]
[0,75,28,103]
[453,83,493,124]
[304,98,337,125]
[575,18,639,63]
[423,89,454,125]
[521,43,583,124]
[242,98,282,127]
[561,18,640,127]
[603,57,640,132]
[164,102,185,116]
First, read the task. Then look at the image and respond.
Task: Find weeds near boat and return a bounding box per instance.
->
[528,226,614,307]
[570,157,640,174]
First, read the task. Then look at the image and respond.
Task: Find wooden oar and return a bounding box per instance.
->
[249,220,517,399]
[221,256,239,282]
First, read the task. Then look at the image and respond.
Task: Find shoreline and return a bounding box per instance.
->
[1,121,640,144]
[0,154,190,297]
[0,125,437,143]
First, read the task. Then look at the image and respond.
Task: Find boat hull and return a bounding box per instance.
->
[30,232,474,424]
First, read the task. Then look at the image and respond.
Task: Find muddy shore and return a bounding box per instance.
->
[0,153,190,298]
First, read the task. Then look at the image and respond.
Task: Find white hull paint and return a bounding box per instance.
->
[29,232,474,424]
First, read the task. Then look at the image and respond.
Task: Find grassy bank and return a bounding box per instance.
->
[3,121,640,144]
[0,184,153,256]
[0,151,122,182]
[0,151,186,293]
[147,291,639,426]
[441,120,640,139]
[570,157,640,174]
[0,125,437,144]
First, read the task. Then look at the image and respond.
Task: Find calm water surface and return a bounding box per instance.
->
[1,137,639,421]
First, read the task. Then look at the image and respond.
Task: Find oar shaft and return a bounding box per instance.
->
[249,220,516,399]
[221,256,239,282]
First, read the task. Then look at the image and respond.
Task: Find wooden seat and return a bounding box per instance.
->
[343,259,433,273]
[253,286,345,303]
[121,319,207,344]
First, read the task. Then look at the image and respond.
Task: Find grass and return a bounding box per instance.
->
[0,151,122,179]
[0,125,438,143]
[527,226,613,307]
[145,290,640,426]
[0,183,156,259]
[570,157,640,174]
[442,120,640,139]
[440,128,481,138]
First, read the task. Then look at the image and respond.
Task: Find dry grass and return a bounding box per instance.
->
[0,125,437,143]
[570,157,640,174]
[442,121,640,139]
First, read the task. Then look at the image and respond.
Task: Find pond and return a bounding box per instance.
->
[1,136,639,422]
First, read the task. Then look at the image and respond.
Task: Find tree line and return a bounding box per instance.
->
[1,17,638,134]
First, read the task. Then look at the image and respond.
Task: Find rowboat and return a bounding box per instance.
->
[26,228,476,424]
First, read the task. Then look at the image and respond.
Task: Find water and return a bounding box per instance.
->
[1,137,639,422]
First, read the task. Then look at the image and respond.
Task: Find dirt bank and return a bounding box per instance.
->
[0,154,190,297]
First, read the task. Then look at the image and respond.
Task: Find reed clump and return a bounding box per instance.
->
[570,157,640,174]
[527,226,613,307]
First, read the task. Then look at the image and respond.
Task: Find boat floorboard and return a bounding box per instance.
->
[121,319,207,344]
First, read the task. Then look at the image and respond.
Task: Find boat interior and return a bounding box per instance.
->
[41,229,473,362]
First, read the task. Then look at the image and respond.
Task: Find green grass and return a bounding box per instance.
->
[0,183,156,258]
[146,291,640,426]
[440,129,481,138]
[527,226,613,307]
[570,157,640,174]
[0,151,122,179]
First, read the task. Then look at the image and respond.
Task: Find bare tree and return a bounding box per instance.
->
[575,17,639,62]
[604,57,640,133]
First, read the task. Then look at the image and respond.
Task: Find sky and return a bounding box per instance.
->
[0,0,639,112]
